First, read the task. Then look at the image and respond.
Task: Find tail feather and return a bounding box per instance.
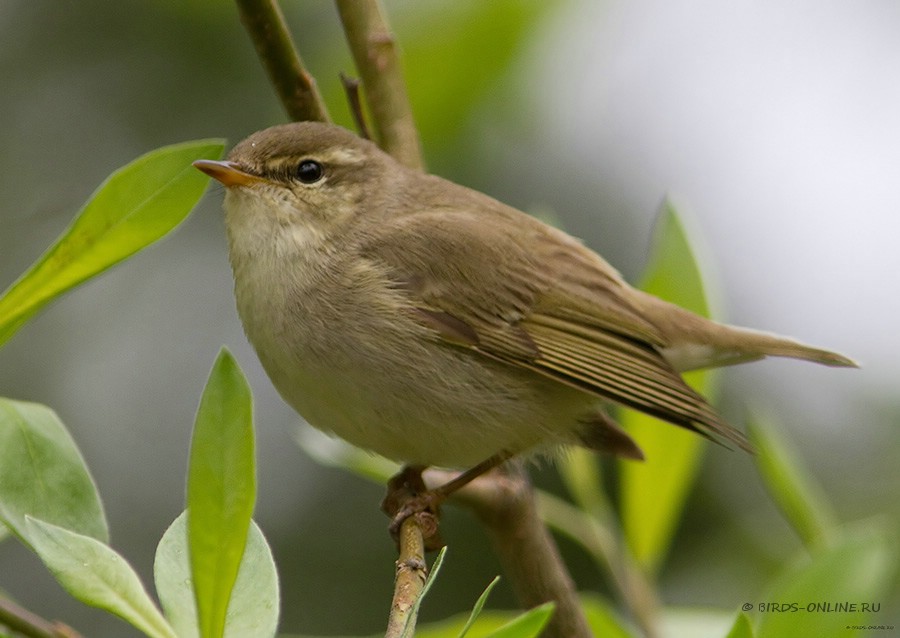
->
[650,302,859,371]
[735,330,858,368]
[663,325,858,371]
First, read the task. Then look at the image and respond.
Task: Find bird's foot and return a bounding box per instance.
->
[381,465,445,551]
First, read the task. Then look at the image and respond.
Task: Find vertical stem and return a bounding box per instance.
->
[340,72,373,140]
[334,0,424,169]
[538,491,661,637]
[384,516,428,638]
[234,0,331,122]
[428,467,594,638]
[0,597,83,638]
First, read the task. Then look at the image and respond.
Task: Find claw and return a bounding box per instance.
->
[382,466,445,550]
[381,453,513,551]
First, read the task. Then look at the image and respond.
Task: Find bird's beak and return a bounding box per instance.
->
[192,160,264,187]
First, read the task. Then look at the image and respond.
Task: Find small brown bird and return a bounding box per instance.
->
[194,122,855,485]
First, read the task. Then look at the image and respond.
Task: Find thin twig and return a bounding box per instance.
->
[425,466,594,638]
[0,597,83,638]
[234,0,330,122]
[340,73,372,140]
[384,516,428,638]
[334,0,424,169]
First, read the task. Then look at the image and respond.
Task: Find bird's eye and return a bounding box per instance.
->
[295,159,324,184]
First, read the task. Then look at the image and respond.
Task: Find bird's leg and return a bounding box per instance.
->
[382,451,514,550]
[429,450,515,501]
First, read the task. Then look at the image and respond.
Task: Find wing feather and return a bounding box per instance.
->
[521,317,750,449]
[357,195,750,450]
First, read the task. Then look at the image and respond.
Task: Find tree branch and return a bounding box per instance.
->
[334,0,424,169]
[425,466,594,638]
[0,597,83,638]
[538,491,661,637]
[384,516,429,638]
[234,0,330,122]
[340,73,372,140]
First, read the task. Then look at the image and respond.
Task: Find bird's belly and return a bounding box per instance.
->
[232,258,590,467]
[261,339,587,468]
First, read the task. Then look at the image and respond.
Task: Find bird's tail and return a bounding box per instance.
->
[642,294,859,371]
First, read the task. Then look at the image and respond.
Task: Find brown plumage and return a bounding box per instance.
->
[195,121,857,467]
[354,167,854,454]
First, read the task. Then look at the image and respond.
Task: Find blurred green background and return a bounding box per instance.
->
[0,0,897,636]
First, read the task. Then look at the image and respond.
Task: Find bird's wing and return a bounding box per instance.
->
[358,206,749,451]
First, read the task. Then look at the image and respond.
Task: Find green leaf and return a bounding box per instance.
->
[0,398,107,544]
[413,596,631,638]
[24,517,175,638]
[154,512,279,638]
[580,595,636,638]
[412,615,513,638]
[484,602,554,638]
[619,200,717,572]
[725,612,755,638]
[0,139,225,348]
[415,616,508,638]
[748,415,837,549]
[293,424,399,485]
[459,576,501,638]
[659,607,743,638]
[408,608,555,638]
[755,522,897,638]
[187,349,256,638]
